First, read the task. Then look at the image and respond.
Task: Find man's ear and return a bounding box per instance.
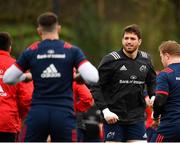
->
[138,39,142,46]
[165,53,170,60]
[57,25,61,33]
[9,46,12,53]
[37,27,42,35]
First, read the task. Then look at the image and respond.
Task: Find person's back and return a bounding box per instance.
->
[0,32,33,142]
[151,41,180,142]
[23,40,88,111]
[158,65,180,123]
[3,12,99,142]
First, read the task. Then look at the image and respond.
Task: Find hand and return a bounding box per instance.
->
[150,96,155,106]
[151,112,160,128]
[145,95,155,107]
[151,117,160,128]
[24,72,32,82]
[145,96,151,107]
[74,73,84,84]
[18,72,32,83]
[102,108,119,124]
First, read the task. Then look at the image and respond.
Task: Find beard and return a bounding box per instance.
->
[123,46,138,54]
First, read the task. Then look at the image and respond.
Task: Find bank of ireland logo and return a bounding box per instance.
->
[41,64,61,78]
[139,65,147,72]
[130,75,137,80]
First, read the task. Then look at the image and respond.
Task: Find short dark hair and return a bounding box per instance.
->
[0,32,12,51]
[123,24,141,39]
[37,12,59,32]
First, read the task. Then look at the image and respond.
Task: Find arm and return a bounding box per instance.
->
[144,90,155,107]
[91,61,110,111]
[78,61,99,84]
[153,93,168,119]
[153,71,169,119]
[3,64,32,85]
[91,55,119,124]
[17,81,33,120]
[144,90,151,107]
[3,64,27,84]
[74,73,84,84]
[73,46,99,84]
[145,59,156,98]
[23,72,33,82]
[3,47,32,85]
[73,81,94,112]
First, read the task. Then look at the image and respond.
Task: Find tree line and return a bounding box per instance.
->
[0,0,179,69]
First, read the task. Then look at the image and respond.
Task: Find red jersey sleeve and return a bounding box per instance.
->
[73,81,94,112]
[16,81,34,119]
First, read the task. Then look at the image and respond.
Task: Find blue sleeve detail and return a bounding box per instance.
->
[156,72,169,93]
[72,46,86,68]
[16,48,33,72]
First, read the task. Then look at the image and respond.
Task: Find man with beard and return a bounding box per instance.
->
[92,24,156,142]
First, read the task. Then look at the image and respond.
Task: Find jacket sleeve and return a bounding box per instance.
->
[16,81,33,120]
[73,81,94,112]
[153,93,168,119]
[91,54,115,110]
[145,57,156,98]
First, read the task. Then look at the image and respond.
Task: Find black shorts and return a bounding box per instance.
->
[104,121,146,142]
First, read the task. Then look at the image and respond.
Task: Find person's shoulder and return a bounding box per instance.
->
[138,50,153,63]
[104,51,121,61]
[3,54,16,64]
[157,67,173,79]
[63,41,73,49]
[63,41,79,49]
[138,50,150,59]
[109,51,122,60]
[27,41,41,51]
[63,41,81,52]
[160,67,174,74]
[8,56,16,62]
[99,51,121,67]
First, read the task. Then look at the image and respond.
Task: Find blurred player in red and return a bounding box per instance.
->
[0,32,33,142]
[73,77,94,141]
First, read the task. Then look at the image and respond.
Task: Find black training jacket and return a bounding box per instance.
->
[92,48,156,124]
